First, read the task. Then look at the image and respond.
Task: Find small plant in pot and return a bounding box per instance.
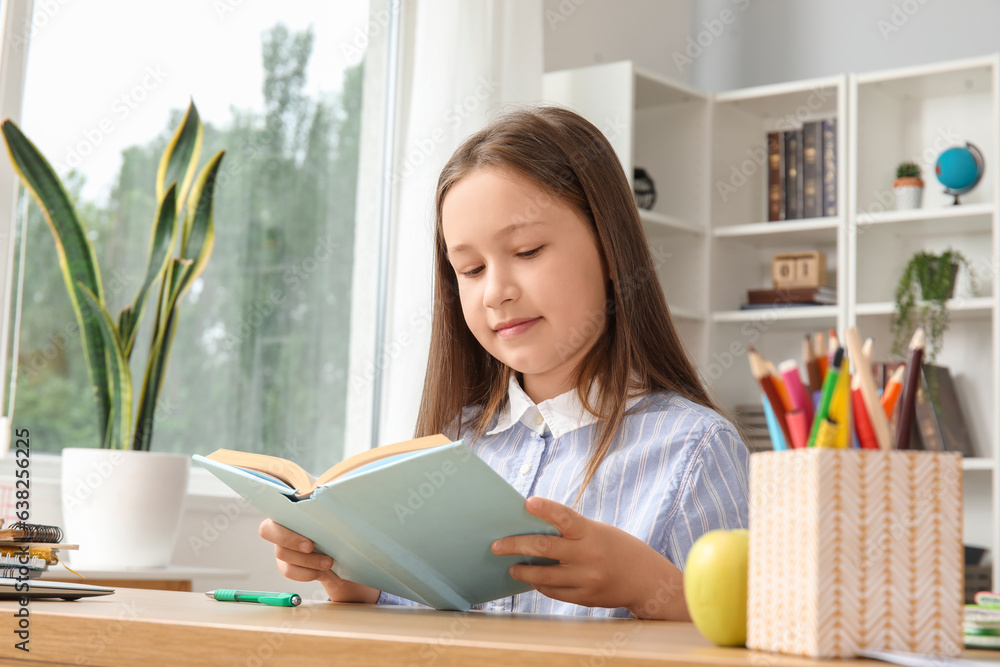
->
[894,161,924,210]
[891,248,970,362]
[1,102,225,568]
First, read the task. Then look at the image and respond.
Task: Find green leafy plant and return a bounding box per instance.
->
[1,101,225,450]
[891,248,969,361]
[896,161,922,180]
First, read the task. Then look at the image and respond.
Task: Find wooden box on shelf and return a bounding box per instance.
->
[772,250,826,288]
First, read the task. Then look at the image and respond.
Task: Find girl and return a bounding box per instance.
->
[260,105,750,620]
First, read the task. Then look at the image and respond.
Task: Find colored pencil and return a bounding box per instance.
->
[749,348,794,448]
[827,357,852,449]
[895,328,926,451]
[804,335,823,394]
[844,327,892,450]
[761,393,788,450]
[881,364,906,419]
[807,347,843,447]
[814,331,828,380]
[767,361,796,413]
[815,418,838,448]
[779,358,813,424]
[851,373,879,449]
[861,337,875,365]
[785,410,810,449]
[827,329,839,368]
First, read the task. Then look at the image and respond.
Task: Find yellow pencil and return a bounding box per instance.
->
[827,362,852,448]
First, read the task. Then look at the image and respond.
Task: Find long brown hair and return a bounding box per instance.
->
[415,105,724,507]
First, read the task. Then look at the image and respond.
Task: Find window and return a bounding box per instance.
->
[9,1,374,473]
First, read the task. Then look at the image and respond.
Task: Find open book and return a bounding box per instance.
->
[193,435,560,611]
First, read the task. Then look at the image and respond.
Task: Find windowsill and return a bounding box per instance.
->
[0,451,244,509]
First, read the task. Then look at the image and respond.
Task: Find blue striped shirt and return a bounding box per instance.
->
[376,377,750,617]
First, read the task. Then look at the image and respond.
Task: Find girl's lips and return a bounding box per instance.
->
[496,317,541,339]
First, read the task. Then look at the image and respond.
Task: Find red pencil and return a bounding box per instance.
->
[749,348,794,447]
[851,373,879,449]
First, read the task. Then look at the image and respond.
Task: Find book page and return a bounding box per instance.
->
[314,434,451,489]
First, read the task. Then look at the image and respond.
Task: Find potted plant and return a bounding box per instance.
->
[2,101,224,568]
[894,161,924,210]
[891,248,970,362]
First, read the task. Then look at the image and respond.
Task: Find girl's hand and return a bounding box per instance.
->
[258,519,380,604]
[490,497,688,620]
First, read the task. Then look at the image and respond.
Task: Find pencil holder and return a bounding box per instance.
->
[747,449,963,659]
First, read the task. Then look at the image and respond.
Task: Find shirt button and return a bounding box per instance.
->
[520,464,531,475]
[534,414,544,425]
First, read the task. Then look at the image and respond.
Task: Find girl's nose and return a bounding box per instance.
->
[482,266,519,308]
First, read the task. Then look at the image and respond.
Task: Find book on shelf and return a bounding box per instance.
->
[765,119,837,222]
[194,435,561,611]
[821,119,837,216]
[767,131,784,222]
[745,286,836,307]
[801,120,822,219]
[733,404,772,452]
[783,129,803,220]
[912,364,975,457]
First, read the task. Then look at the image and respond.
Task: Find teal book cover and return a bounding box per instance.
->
[193,440,559,611]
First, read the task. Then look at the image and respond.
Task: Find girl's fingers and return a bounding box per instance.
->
[277,559,331,583]
[274,544,334,572]
[259,518,314,553]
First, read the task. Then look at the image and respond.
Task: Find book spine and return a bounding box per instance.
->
[802,121,821,219]
[914,378,944,451]
[822,119,837,217]
[767,131,784,222]
[923,364,975,456]
[783,129,802,220]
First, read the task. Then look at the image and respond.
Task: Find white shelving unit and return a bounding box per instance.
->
[849,55,1000,585]
[544,54,1000,589]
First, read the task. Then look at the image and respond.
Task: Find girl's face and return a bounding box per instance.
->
[442,168,609,403]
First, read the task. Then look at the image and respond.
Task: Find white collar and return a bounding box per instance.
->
[486,376,644,439]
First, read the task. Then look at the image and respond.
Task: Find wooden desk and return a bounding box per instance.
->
[1,588,997,666]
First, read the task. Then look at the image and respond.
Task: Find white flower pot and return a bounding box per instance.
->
[894,185,923,210]
[61,448,189,568]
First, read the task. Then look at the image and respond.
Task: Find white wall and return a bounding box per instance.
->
[544,0,1000,92]
[543,0,693,82]
[690,0,1000,90]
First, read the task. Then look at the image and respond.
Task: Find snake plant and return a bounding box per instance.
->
[1,101,225,450]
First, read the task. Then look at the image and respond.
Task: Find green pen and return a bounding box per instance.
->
[206,589,301,607]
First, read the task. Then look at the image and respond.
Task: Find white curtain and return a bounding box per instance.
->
[346,0,544,453]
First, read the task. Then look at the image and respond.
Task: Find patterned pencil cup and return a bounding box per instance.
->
[747,449,963,659]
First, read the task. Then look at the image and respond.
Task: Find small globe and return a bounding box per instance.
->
[935,142,984,204]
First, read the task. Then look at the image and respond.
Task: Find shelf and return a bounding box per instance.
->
[963,457,999,472]
[634,66,709,108]
[713,75,842,119]
[712,305,838,325]
[713,217,839,246]
[855,202,995,236]
[856,55,996,99]
[855,296,995,318]
[639,209,704,235]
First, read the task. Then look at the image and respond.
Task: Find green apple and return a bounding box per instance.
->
[683,528,749,647]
